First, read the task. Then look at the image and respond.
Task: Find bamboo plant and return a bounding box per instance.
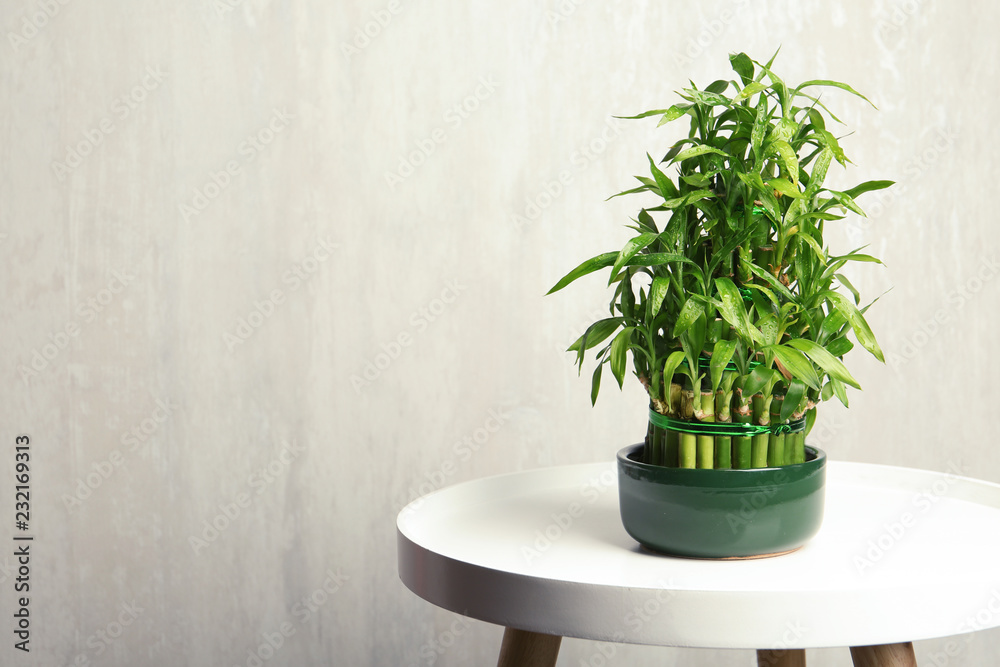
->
[548,51,891,469]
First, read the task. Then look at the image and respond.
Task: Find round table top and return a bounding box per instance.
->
[397,458,1000,649]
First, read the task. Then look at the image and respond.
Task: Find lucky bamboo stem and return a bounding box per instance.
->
[733,391,753,469]
[768,394,785,467]
[679,390,696,468]
[787,403,810,465]
[788,431,805,464]
[697,390,715,469]
[666,383,682,467]
[715,374,735,469]
[666,428,679,467]
[751,393,771,468]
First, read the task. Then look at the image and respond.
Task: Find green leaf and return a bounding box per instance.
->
[804,405,818,435]
[826,336,854,356]
[743,365,778,397]
[707,79,731,94]
[590,361,604,405]
[835,272,860,304]
[683,313,707,370]
[753,50,786,103]
[733,81,767,103]
[615,105,689,120]
[680,173,713,188]
[662,350,687,387]
[657,189,716,210]
[681,89,731,107]
[756,313,779,346]
[547,252,616,294]
[821,380,834,402]
[568,317,622,355]
[780,379,807,422]
[825,291,884,362]
[746,283,778,308]
[817,130,849,165]
[768,344,822,390]
[767,177,803,199]
[771,117,799,144]
[634,210,656,234]
[783,197,806,228]
[623,253,699,269]
[742,260,797,303]
[730,52,754,84]
[827,189,866,216]
[671,144,730,163]
[621,174,678,200]
[706,222,759,278]
[786,339,861,389]
[757,193,783,227]
[796,211,844,223]
[830,377,850,407]
[618,268,636,319]
[794,230,826,262]
[842,180,894,199]
[795,79,876,108]
[715,277,764,345]
[805,146,833,195]
[566,317,622,352]
[672,298,702,338]
[607,183,654,201]
[662,140,694,163]
[681,311,708,356]
[768,139,800,186]
[650,277,670,316]
[751,95,769,161]
[807,107,826,132]
[828,251,883,265]
[820,309,848,337]
[610,233,659,283]
[798,91,844,125]
[609,327,634,388]
[736,170,768,192]
[710,339,738,393]
[647,153,676,206]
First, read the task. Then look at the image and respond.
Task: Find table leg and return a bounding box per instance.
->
[496,627,562,667]
[757,648,806,666]
[849,642,916,667]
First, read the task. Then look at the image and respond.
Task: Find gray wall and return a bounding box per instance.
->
[3,0,999,665]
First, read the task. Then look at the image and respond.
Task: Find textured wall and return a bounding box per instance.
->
[2,0,998,665]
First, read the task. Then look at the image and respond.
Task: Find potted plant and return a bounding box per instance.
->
[548,50,892,558]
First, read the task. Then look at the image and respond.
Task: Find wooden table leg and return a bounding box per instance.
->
[757,648,806,666]
[850,642,917,667]
[496,627,562,667]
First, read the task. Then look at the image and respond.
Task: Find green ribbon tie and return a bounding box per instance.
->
[648,409,806,437]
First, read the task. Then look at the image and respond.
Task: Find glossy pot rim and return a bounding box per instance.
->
[617,442,827,486]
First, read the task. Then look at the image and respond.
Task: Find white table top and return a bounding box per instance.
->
[397,459,1000,649]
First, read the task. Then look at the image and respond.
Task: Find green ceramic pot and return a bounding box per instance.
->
[617,443,826,559]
